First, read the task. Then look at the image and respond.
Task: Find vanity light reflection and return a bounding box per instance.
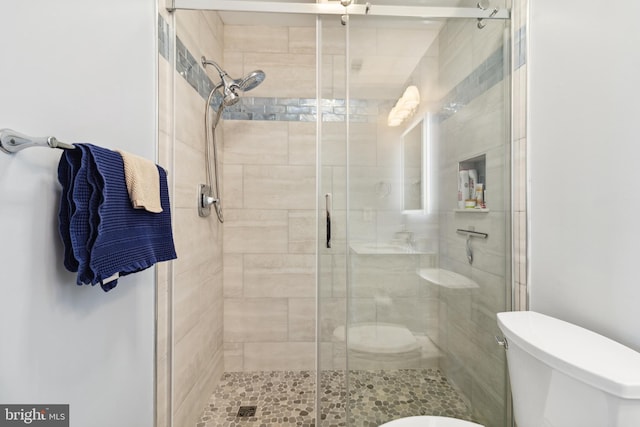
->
[388,86,420,127]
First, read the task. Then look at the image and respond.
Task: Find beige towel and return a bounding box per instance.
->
[116,150,162,213]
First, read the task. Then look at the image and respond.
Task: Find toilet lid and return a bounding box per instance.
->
[379,416,483,427]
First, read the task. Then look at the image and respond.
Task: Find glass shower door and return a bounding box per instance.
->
[344,13,512,427]
[317,14,349,427]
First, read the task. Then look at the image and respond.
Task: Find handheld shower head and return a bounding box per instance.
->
[201,56,266,97]
[220,74,240,106]
[200,58,267,223]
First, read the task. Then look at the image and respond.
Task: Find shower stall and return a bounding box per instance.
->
[157,1,514,426]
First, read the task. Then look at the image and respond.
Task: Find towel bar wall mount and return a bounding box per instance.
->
[0,128,75,154]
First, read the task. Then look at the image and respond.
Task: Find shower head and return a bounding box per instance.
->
[236,70,266,92]
[201,56,266,96]
[201,59,264,222]
[201,57,241,107]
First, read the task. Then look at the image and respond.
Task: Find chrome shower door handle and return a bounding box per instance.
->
[325,193,332,249]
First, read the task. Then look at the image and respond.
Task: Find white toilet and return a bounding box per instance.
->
[497,311,640,427]
[379,416,482,427]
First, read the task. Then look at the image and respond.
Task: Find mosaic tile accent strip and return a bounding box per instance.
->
[195,369,474,427]
[157,14,390,123]
[514,25,527,70]
[222,97,378,123]
[176,37,220,103]
[437,25,527,122]
[158,15,171,61]
[438,47,505,122]
[159,14,517,124]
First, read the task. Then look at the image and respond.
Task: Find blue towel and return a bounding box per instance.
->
[57,148,81,272]
[58,144,97,283]
[58,143,177,291]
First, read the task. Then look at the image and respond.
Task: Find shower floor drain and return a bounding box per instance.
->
[237,406,257,417]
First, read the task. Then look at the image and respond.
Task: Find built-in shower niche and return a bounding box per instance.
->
[344,246,441,370]
[457,154,488,211]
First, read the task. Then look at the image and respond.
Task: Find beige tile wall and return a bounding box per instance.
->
[219,22,434,371]
[222,25,318,372]
[157,7,225,427]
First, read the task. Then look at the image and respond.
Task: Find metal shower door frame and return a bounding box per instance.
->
[166,0,510,20]
[163,2,513,426]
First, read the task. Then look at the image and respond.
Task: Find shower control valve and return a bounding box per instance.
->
[198,184,217,218]
[203,194,218,207]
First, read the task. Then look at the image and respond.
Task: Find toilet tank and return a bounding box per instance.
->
[497,311,640,427]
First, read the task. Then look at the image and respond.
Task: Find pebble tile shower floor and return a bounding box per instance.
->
[195,369,474,427]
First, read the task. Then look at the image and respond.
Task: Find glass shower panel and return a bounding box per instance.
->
[346,14,511,427]
[317,15,349,427]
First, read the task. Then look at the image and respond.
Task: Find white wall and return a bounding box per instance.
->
[0,1,157,426]
[528,0,640,350]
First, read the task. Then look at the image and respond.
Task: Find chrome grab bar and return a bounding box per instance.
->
[456,228,488,239]
[456,228,488,265]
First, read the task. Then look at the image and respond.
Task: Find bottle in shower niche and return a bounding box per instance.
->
[465,169,478,208]
[458,170,470,209]
[475,183,485,209]
[468,169,478,199]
